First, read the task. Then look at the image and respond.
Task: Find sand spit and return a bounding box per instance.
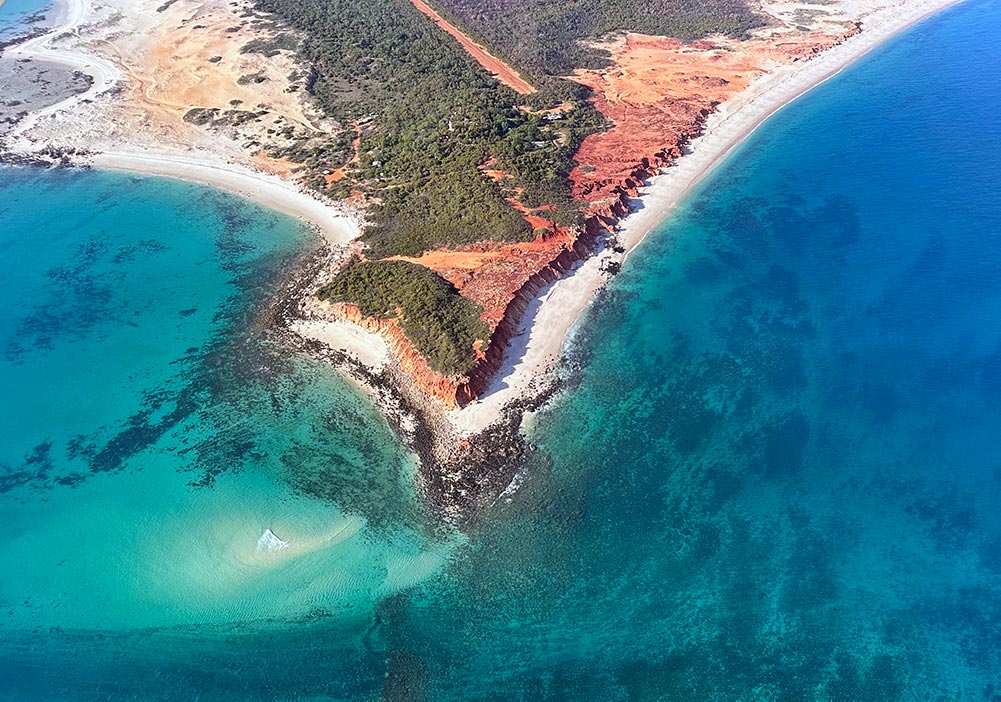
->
[0,57,90,134]
[3,0,119,140]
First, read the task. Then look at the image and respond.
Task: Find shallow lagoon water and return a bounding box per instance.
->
[0,168,453,639]
[3,0,1001,698]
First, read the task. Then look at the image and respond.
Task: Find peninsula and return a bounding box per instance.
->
[1,0,963,515]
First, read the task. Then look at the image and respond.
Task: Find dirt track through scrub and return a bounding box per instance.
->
[408,0,535,94]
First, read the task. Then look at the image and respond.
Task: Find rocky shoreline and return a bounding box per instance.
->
[259,230,574,525]
[2,0,967,525]
[0,9,52,49]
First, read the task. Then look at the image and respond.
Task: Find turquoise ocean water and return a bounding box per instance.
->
[0,168,455,696]
[3,0,1001,698]
[0,0,53,43]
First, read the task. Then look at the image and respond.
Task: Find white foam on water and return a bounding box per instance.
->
[499,464,528,501]
[256,528,289,553]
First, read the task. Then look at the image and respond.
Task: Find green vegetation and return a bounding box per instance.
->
[252,0,604,257]
[317,261,490,376]
[251,0,760,370]
[428,0,765,76]
[251,0,761,257]
[183,107,265,127]
[239,33,299,58]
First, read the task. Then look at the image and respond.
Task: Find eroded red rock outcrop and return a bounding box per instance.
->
[569,27,861,210]
[361,221,603,407]
[332,302,478,403]
[329,25,862,408]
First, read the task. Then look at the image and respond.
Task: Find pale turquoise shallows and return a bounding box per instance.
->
[0,167,454,636]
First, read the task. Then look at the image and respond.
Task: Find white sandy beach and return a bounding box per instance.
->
[3,0,359,247]
[447,0,966,434]
[90,152,360,247]
[292,318,390,370]
[3,0,966,436]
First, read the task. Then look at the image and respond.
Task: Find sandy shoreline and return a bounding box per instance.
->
[2,0,360,248]
[3,0,966,437]
[447,0,966,434]
[89,152,361,247]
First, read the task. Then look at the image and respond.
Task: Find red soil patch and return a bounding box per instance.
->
[324,122,363,188]
[569,28,861,204]
[483,169,512,182]
[480,165,560,235]
[392,230,573,328]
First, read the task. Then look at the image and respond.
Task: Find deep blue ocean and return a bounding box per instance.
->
[3,0,1001,698]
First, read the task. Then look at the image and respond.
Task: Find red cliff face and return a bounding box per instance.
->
[369,221,605,408]
[328,27,862,408]
[334,302,477,406]
[569,27,862,211]
[570,95,706,206]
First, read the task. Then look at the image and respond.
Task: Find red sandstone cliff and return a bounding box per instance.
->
[328,26,861,408]
[341,221,604,407]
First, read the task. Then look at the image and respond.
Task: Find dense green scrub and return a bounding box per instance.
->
[252,0,760,258]
[253,0,603,258]
[427,0,765,76]
[252,0,759,370]
[317,261,490,376]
